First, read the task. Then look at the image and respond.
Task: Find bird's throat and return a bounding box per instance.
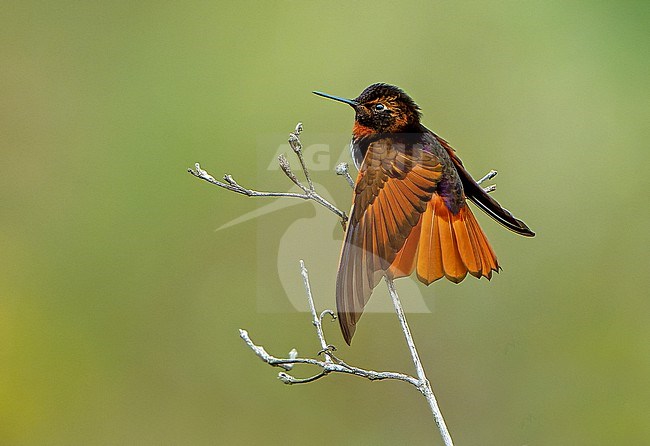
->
[352,121,375,139]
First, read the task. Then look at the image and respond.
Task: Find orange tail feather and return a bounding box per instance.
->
[388,218,422,279]
[415,195,499,285]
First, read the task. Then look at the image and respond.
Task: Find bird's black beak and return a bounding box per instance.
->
[313,91,358,107]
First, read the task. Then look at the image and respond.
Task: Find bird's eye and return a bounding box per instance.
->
[374,103,386,111]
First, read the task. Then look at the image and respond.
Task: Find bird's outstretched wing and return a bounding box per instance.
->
[429,130,535,237]
[336,138,442,344]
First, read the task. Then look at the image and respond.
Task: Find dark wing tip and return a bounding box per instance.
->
[522,228,535,237]
[467,195,536,237]
[338,311,355,345]
[512,218,535,237]
[336,259,358,345]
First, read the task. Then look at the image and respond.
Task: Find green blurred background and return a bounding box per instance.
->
[2,1,649,444]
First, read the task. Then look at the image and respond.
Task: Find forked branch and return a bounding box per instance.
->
[239,261,421,387]
[187,123,348,226]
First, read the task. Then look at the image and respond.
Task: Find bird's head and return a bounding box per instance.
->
[314,83,422,136]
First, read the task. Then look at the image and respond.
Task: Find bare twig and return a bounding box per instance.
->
[239,262,420,388]
[278,154,309,193]
[386,278,454,446]
[241,327,421,386]
[239,264,453,443]
[299,260,334,363]
[482,184,497,194]
[477,169,497,184]
[477,169,497,193]
[288,123,315,191]
[188,123,348,225]
[335,162,355,189]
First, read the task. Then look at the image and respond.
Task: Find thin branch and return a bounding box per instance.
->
[386,278,454,446]
[477,169,497,193]
[237,266,455,443]
[277,154,307,193]
[482,184,497,194]
[335,162,355,189]
[189,165,308,199]
[188,123,348,225]
[288,123,315,191]
[239,262,420,388]
[299,260,333,363]
[477,169,497,185]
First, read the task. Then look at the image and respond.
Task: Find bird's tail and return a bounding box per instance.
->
[388,195,499,284]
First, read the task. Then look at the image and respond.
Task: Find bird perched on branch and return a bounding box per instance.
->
[314,83,535,344]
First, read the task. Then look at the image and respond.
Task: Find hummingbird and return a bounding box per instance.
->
[314,83,535,345]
